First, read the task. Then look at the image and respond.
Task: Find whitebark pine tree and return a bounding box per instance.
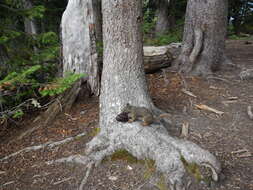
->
[174,0,230,76]
[85,0,221,190]
[61,0,100,96]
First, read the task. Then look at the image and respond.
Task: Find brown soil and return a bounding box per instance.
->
[0,40,253,190]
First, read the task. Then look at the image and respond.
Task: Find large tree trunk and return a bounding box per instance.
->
[61,0,100,96]
[173,0,229,77]
[155,0,170,35]
[85,1,221,190]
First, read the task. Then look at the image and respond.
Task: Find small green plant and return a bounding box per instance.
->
[109,149,139,163]
[0,65,85,120]
[180,155,203,182]
[144,28,183,46]
[156,175,168,190]
[228,34,252,40]
[88,127,101,137]
[143,159,156,179]
[39,73,84,97]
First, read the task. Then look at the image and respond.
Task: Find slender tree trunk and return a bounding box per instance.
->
[155,0,170,35]
[61,0,100,96]
[174,0,229,77]
[22,0,38,52]
[92,0,102,43]
[0,45,9,78]
[22,0,38,34]
[86,1,221,189]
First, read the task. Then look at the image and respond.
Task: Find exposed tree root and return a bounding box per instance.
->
[0,132,86,162]
[85,122,221,190]
[46,154,88,165]
[79,162,94,190]
[46,154,93,190]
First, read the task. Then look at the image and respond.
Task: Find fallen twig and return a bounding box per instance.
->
[247,106,253,120]
[231,148,248,154]
[207,76,231,83]
[222,100,237,106]
[181,89,197,98]
[195,104,224,115]
[236,152,252,158]
[0,132,86,162]
[231,148,252,158]
[53,177,73,185]
[2,181,15,187]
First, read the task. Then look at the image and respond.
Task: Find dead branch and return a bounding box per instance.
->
[195,104,224,115]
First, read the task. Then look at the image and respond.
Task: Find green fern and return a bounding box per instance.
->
[39,73,85,97]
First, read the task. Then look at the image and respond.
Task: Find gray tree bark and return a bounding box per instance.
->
[0,45,9,78]
[173,0,229,77]
[85,1,221,190]
[61,0,100,96]
[155,0,170,35]
[92,0,102,43]
[22,0,38,52]
[22,0,38,35]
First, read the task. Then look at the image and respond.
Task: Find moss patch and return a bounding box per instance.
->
[108,149,139,164]
[180,155,212,185]
[156,175,168,190]
[143,159,156,179]
[88,127,100,137]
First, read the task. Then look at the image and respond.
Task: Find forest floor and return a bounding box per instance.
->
[0,40,253,190]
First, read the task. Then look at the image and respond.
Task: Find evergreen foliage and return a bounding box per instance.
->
[0,0,80,122]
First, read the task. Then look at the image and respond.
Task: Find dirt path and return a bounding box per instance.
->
[0,40,253,190]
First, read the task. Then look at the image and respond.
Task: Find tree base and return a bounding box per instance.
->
[85,120,221,190]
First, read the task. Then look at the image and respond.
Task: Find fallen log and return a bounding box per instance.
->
[98,43,182,74]
[143,43,181,73]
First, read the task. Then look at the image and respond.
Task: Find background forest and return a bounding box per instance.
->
[0,0,252,124]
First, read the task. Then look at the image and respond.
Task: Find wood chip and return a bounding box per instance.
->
[227,96,238,100]
[181,122,189,138]
[236,152,252,158]
[247,106,253,120]
[222,100,237,106]
[181,89,197,98]
[231,148,248,154]
[195,104,224,115]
